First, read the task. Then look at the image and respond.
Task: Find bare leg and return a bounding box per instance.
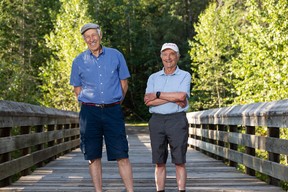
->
[175,163,186,191]
[117,158,134,192]
[89,158,102,192]
[155,163,166,191]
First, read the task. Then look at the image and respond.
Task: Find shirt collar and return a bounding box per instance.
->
[160,66,179,76]
[87,45,105,56]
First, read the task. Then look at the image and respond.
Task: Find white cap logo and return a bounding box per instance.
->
[160,43,179,53]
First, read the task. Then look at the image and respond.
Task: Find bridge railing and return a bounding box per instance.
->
[186,99,288,186]
[2,99,288,187]
[0,100,80,187]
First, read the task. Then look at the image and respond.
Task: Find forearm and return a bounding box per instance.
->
[120,79,128,103]
[73,86,81,99]
[144,91,187,107]
[145,98,169,106]
[159,92,187,102]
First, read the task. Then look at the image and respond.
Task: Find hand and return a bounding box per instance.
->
[144,93,157,104]
[175,99,187,108]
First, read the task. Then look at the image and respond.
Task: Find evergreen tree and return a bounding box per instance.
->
[39,0,91,110]
[0,0,60,103]
[85,0,210,120]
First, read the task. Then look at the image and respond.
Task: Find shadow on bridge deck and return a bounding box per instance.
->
[0,126,285,192]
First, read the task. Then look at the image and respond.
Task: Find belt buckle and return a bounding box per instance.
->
[95,104,105,108]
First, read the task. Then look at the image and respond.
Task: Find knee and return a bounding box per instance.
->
[156,163,166,167]
[117,158,130,166]
[156,163,166,170]
[175,163,185,168]
[88,158,101,165]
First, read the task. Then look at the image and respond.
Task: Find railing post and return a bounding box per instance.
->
[217,125,225,161]
[188,124,197,149]
[64,124,71,153]
[47,124,56,161]
[245,126,255,176]
[35,125,45,167]
[267,127,280,186]
[0,127,12,187]
[20,126,32,176]
[228,125,238,167]
[57,124,64,157]
[195,124,201,151]
[71,123,78,141]
[201,124,209,155]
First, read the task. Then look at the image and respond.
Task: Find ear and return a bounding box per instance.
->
[97,29,102,39]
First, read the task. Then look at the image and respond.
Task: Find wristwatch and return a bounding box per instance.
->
[156,91,161,98]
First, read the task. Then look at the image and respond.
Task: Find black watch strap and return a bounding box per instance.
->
[156,91,161,98]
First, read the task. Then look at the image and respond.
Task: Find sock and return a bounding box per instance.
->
[157,190,165,192]
[179,190,185,192]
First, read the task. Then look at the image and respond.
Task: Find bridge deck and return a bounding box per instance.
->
[0,126,284,192]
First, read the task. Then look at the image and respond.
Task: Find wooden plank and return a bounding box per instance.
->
[189,127,288,155]
[0,100,78,128]
[0,126,285,192]
[186,99,288,128]
[188,138,288,182]
[0,129,79,154]
[0,140,79,180]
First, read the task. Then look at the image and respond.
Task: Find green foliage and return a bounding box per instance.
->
[85,0,210,120]
[232,0,288,104]
[0,0,60,104]
[190,0,288,110]
[0,0,209,119]
[189,0,244,110]
[39,0,91,111]
[190,4,288,188]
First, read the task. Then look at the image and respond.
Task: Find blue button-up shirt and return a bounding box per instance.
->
[70,46,130,104]
[145,66,191,114]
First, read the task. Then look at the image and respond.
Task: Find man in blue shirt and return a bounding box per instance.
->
[70,23,134,192]
[144,43,191,192]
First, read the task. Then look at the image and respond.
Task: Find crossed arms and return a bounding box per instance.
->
[144,92,187,108]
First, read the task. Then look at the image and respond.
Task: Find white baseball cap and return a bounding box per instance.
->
[160,43,179,53]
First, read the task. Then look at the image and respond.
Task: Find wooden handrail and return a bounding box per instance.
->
[186,99,288,186]
[1,99,288,188]
[0,100,80,187]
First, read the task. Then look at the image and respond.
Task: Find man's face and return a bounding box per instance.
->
[160,49,179,69]
[83,29,101,52]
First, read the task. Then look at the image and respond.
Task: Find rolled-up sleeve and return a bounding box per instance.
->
[70,59,81,87]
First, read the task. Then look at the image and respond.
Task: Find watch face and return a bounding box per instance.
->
[156,91,160,98]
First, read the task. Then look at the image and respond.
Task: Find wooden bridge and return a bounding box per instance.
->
[0,100,288,191]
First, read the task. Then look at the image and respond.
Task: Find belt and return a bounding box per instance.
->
[82,101,121,108]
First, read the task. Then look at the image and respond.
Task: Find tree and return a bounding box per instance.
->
[39,0,91,111]
[189,0,245,110]
[0,0,60,104]
[85,0,210,121]
[231,0,288,104]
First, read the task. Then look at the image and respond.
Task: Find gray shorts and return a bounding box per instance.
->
[149,112,188,164]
